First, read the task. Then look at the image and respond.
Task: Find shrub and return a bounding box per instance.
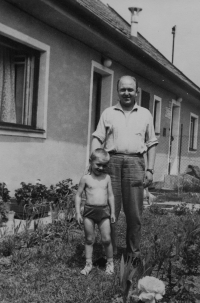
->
[48,179,78,203]
[140,209,200,302]
[172,202,191,216]
[0,183,11,202]
[0,183,11,223]
[15,181,49,206]
[48,179,78,220]
[149,203,168,216]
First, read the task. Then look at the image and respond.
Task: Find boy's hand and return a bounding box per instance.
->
[76,213,83,225]
[110,214,115,224]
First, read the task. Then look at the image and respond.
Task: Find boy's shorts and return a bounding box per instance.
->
[83,204,110,224]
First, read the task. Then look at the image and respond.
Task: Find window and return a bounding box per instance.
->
[141,90,150,110]
[0,38,41,129]
[153,96,161,135]
[0,36,40,128]
[0,24,50,138]
[189,113,198,151]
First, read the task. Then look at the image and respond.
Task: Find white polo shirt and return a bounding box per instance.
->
[92,102,158,154]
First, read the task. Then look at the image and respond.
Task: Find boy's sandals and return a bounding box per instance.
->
[105,261,114,275]
[81,262,93,275]
[81,261,114,275]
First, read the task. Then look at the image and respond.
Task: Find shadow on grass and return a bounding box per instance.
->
[66,243,85,267]
[66,240,126,269]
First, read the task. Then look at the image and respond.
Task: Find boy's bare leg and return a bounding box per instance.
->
[81,217,95,275]
[99,219,114,274]
[99,218,113,260]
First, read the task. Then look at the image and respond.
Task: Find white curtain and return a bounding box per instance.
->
[0,46,16,123]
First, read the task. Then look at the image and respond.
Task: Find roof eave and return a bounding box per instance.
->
[5,0,200,99]
[60,0,200,98]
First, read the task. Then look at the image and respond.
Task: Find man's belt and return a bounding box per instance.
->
[109,152,143,157]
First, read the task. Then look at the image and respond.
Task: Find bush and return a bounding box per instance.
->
[0,183,11,223]
[48,179,78,220]
[141,209,200,302]
[0,183,11,202]
[15,181,49,206]
[48,179,78,203]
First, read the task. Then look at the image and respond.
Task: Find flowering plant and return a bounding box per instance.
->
[15,181,49,205]
[48,179,78,202]
[48,179,78,221]
[138,276,165,303]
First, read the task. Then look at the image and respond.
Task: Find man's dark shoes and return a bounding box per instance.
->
[126,253,142,267]
[131,256,142,267]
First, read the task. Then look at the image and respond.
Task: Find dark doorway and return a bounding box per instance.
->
[91,72,102,134]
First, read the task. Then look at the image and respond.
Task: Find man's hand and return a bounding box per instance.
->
[110,214,116,224]
[76,213,83,225]
[143,171,153,188]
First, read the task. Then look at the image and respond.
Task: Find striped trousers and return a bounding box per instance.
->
[108,153,145,255]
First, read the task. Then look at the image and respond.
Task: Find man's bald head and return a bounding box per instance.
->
[117,75,138,92]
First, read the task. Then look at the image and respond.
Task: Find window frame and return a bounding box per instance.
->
[86,61,114,164]
[0,23,50,139]
[153,95,162,136]
[189,112,198,152]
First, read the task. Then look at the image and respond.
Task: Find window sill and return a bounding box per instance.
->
[155,132,160,138]
[0,124,46,139]
[189,148,197,153]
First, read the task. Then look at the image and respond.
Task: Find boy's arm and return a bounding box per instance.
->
[75,176,86,224]
[107,176,115,223]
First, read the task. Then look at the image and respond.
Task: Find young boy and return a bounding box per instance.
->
[75,148,115,275]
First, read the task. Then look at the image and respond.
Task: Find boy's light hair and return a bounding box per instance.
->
[90,148,110,161]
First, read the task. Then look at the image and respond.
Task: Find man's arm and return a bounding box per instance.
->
[144,111,158,186]
[107,176,115,223]
[75,176,86,224]
[91,137,102,152]
[145,144,157,185]
[91,110,107,152]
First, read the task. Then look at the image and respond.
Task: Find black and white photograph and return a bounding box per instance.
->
[0,0,200,302]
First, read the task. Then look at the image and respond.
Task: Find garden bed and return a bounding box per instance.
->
[10,198,50,220]
[0,207,199,302]
[150,189,200,204]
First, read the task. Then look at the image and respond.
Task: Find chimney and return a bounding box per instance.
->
[129,7,142,39]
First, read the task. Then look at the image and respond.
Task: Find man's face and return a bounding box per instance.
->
[118,76,137,110]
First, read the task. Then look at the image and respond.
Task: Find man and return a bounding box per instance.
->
[91,75,158,260]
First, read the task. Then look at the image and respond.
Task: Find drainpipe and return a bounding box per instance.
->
[129,7,142,39]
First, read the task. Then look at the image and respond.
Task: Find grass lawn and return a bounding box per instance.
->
[0,208,200,303]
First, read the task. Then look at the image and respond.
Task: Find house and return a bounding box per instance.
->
[1,0,200,195]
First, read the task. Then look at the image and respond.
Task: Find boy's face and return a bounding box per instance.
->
[90,156,109,176]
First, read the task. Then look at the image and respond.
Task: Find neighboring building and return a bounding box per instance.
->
[1,0,200,194]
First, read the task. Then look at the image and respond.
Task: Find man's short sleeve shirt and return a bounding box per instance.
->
[92,103,158,154]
